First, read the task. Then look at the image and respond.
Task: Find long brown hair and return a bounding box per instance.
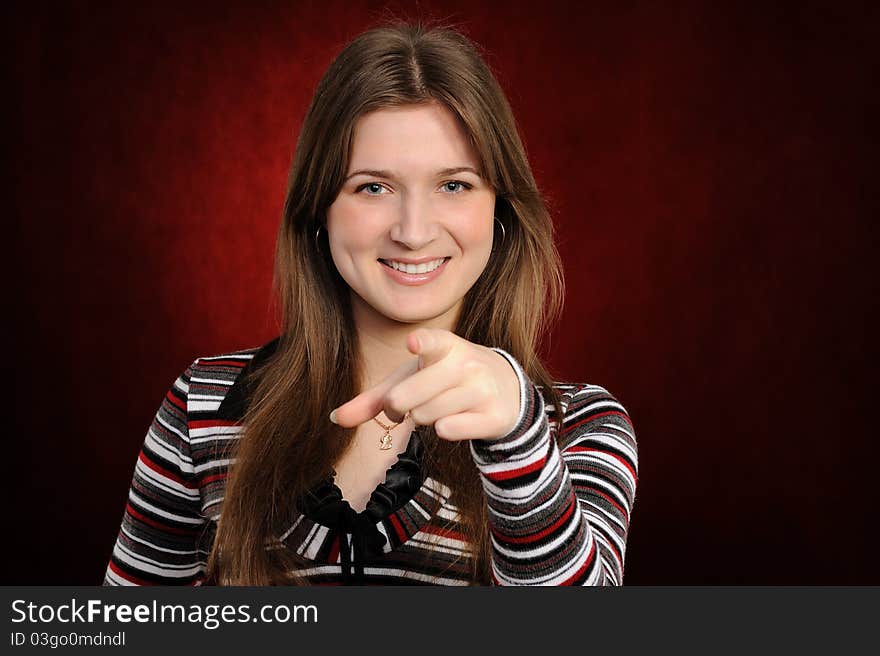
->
[207,20,566,585]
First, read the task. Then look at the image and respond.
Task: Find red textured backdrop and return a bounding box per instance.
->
[10,1,877,584]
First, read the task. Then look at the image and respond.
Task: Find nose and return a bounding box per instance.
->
[389,194,439,251]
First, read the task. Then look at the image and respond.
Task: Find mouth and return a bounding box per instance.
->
[378,257,451,273]
[377,257,452,285]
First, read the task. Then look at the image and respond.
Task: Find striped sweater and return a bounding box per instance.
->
[103,337,638,586]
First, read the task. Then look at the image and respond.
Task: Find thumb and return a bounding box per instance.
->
[408,328,455,369]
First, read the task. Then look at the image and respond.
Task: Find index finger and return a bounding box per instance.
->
[329,356,420,428]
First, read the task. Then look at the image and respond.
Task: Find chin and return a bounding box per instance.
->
[379,302,456,325]
[385,310,447,325]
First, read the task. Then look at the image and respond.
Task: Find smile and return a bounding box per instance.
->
[380,258,447,273]
[378,257,451,285]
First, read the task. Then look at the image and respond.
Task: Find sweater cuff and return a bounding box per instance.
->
[469,347,544,464]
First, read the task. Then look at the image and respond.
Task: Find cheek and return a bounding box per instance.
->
[326,195,356,235]
[456,205,495,249]
[326,198,380,251]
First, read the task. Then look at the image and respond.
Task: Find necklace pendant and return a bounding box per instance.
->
[379,432,393,450]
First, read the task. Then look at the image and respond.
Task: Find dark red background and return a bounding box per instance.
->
[10,1,877,584]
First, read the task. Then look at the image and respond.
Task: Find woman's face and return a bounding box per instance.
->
[326,102,496,332]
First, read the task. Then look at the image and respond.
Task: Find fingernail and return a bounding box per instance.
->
[329,410,338,424]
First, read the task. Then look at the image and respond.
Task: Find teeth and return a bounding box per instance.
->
[384,258,446,274]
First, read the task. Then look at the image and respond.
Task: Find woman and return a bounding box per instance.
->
[104,21,638,586]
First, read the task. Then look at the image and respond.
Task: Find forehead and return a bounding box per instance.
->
[348,103,479,171]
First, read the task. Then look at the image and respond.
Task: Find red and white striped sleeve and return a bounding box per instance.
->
[103,361,208,586]
[471,348,638,586]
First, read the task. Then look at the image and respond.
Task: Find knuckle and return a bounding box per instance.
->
[409,408,427,426]
[461,359,482,373]
[478,378,497,399]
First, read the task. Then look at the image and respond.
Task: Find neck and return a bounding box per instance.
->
[351,295,459,393]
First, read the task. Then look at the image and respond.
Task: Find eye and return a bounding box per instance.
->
[441,181,472,194]
[355,182,390,196]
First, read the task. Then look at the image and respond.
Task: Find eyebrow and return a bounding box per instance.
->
[344,166,482,182]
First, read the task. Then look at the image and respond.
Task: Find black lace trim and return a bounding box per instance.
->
[300,428,425,528]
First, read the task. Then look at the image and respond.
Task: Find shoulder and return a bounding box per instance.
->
[189,344,266,384]
[186,336,281,418]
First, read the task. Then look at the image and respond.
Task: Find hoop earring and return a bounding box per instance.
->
[315,224,323,253]
[493,216,506,245]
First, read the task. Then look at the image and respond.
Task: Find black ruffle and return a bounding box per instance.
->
[298,428,425,584]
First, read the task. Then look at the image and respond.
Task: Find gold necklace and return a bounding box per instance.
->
[372,412,410,450]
